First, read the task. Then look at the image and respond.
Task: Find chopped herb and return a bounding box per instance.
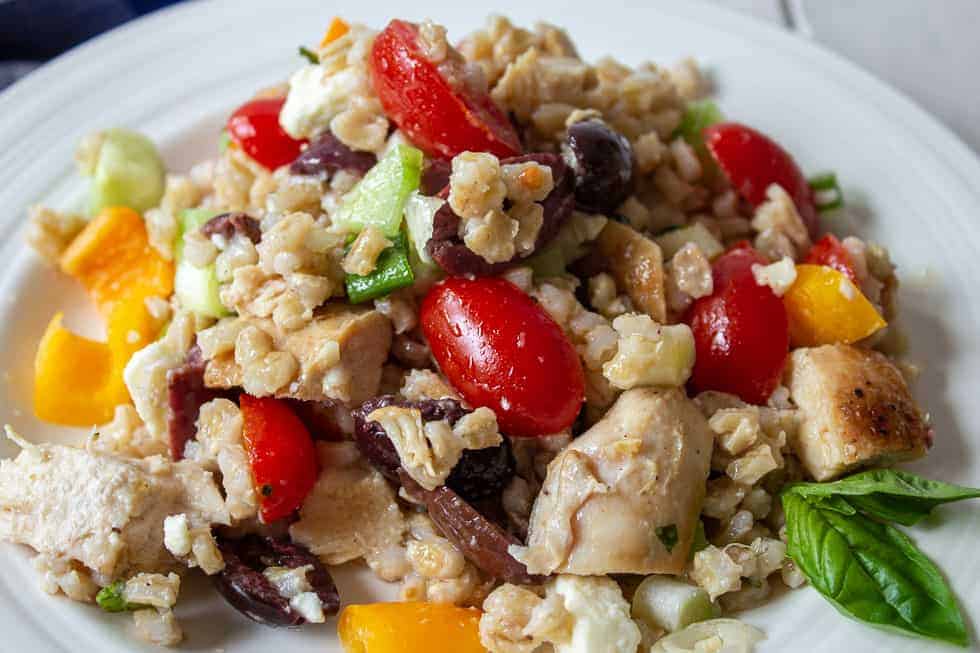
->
[261,484,274,497]
[96,581,135,613]
[808,171,844,212]
[298,45,319,64]
[655,524,679,553]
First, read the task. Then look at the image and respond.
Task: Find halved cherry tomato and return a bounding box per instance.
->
[240,395,319,523]
[704,122,819,239]
[804,233,857,283]
[685,246,789,405]
[420,277,583,437]
[227,97,307,170]
[369,19,521,160]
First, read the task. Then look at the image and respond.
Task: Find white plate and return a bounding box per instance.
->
[1,1,979,650]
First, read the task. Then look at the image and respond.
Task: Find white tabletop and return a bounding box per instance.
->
[710,0,980,154]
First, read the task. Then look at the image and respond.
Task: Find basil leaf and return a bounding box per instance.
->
[786,469,980,525]
[783,493,968,646]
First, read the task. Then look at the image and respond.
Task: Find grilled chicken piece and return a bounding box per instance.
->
[0,436,229,580]
[596,221,667,323]
[786,344,930,481]
[515,388,712,576]
[205,304,392,404]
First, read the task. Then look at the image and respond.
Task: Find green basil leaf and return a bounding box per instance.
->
[783,493,968,646]
[786,469,980,525]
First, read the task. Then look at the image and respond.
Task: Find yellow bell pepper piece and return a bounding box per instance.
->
[34,313,115,425]
[338,602,486,653]
[60,206,172,313]
[33,207,174,426]
[320,17,350,48]
[783,264,886,347]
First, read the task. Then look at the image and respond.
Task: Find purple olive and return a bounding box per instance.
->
[212,535,339,628]
[562,119,634,214]
[426,153,575,276]
[400,472,541,584]
[446,439,515,503]
[200,212,262,244]
[289,132,377,178]
[166,345,237,460]
[352,395,515,503]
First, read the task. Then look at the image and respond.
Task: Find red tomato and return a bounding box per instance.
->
[704,122,819,239]
[711,244,768,289]
[240,395,319,523]
[420,277,584,437]
[685,247,789,404]
[805,234,857,283]
[227,97,307,170]
[369,20,521,160]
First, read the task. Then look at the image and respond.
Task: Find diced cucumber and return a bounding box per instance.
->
[676,100,724,153]
[174,208,230,318]
[334,144,423,237]
[88,128,166,215]
[632,575,719,633]
[655,222,723,261]
[403,192,443,266]
[345,233,415,304]
[651,619,764,653]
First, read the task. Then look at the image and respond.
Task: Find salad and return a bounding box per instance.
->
[7,13,979,652]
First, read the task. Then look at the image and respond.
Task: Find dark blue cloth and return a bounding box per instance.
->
[0,0,186,90]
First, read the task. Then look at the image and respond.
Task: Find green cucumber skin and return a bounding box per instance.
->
[174,209,231,318]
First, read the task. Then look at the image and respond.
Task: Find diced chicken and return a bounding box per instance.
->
[786,344,930,481]
[596,221,667,323]
[205,305,392,404]
[289,442,405,565]
[515,388,713,576]
[0,436,229,583]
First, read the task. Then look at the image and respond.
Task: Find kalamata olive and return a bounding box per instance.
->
[400,471,541,584]
[213,535,339,628]
[200,212,262,244]
[289,132,377,178]
[285,399,351,442]
[426,153,575,276]
[352,395,515,503]
[446,439,515,503]
[419,158,451,196]
[562,119,633,214]
[167,345,237,460]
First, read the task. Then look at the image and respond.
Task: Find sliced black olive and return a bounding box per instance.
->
[212,535,339,628]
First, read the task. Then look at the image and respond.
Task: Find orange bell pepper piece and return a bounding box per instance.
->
[60,206,172,313]
[33,207,174,426]
[320,17,350,48]
[783,263,886,348]
[338,602,486,653]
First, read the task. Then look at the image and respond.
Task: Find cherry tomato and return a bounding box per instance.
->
[369,19,521,160]
[805,234,857,283]
[227,97,307,170]
[420,277,584,437]
[704,122,819,239]
[685,247,789,405]
[711,243,768,289]
[240,395,319,523]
